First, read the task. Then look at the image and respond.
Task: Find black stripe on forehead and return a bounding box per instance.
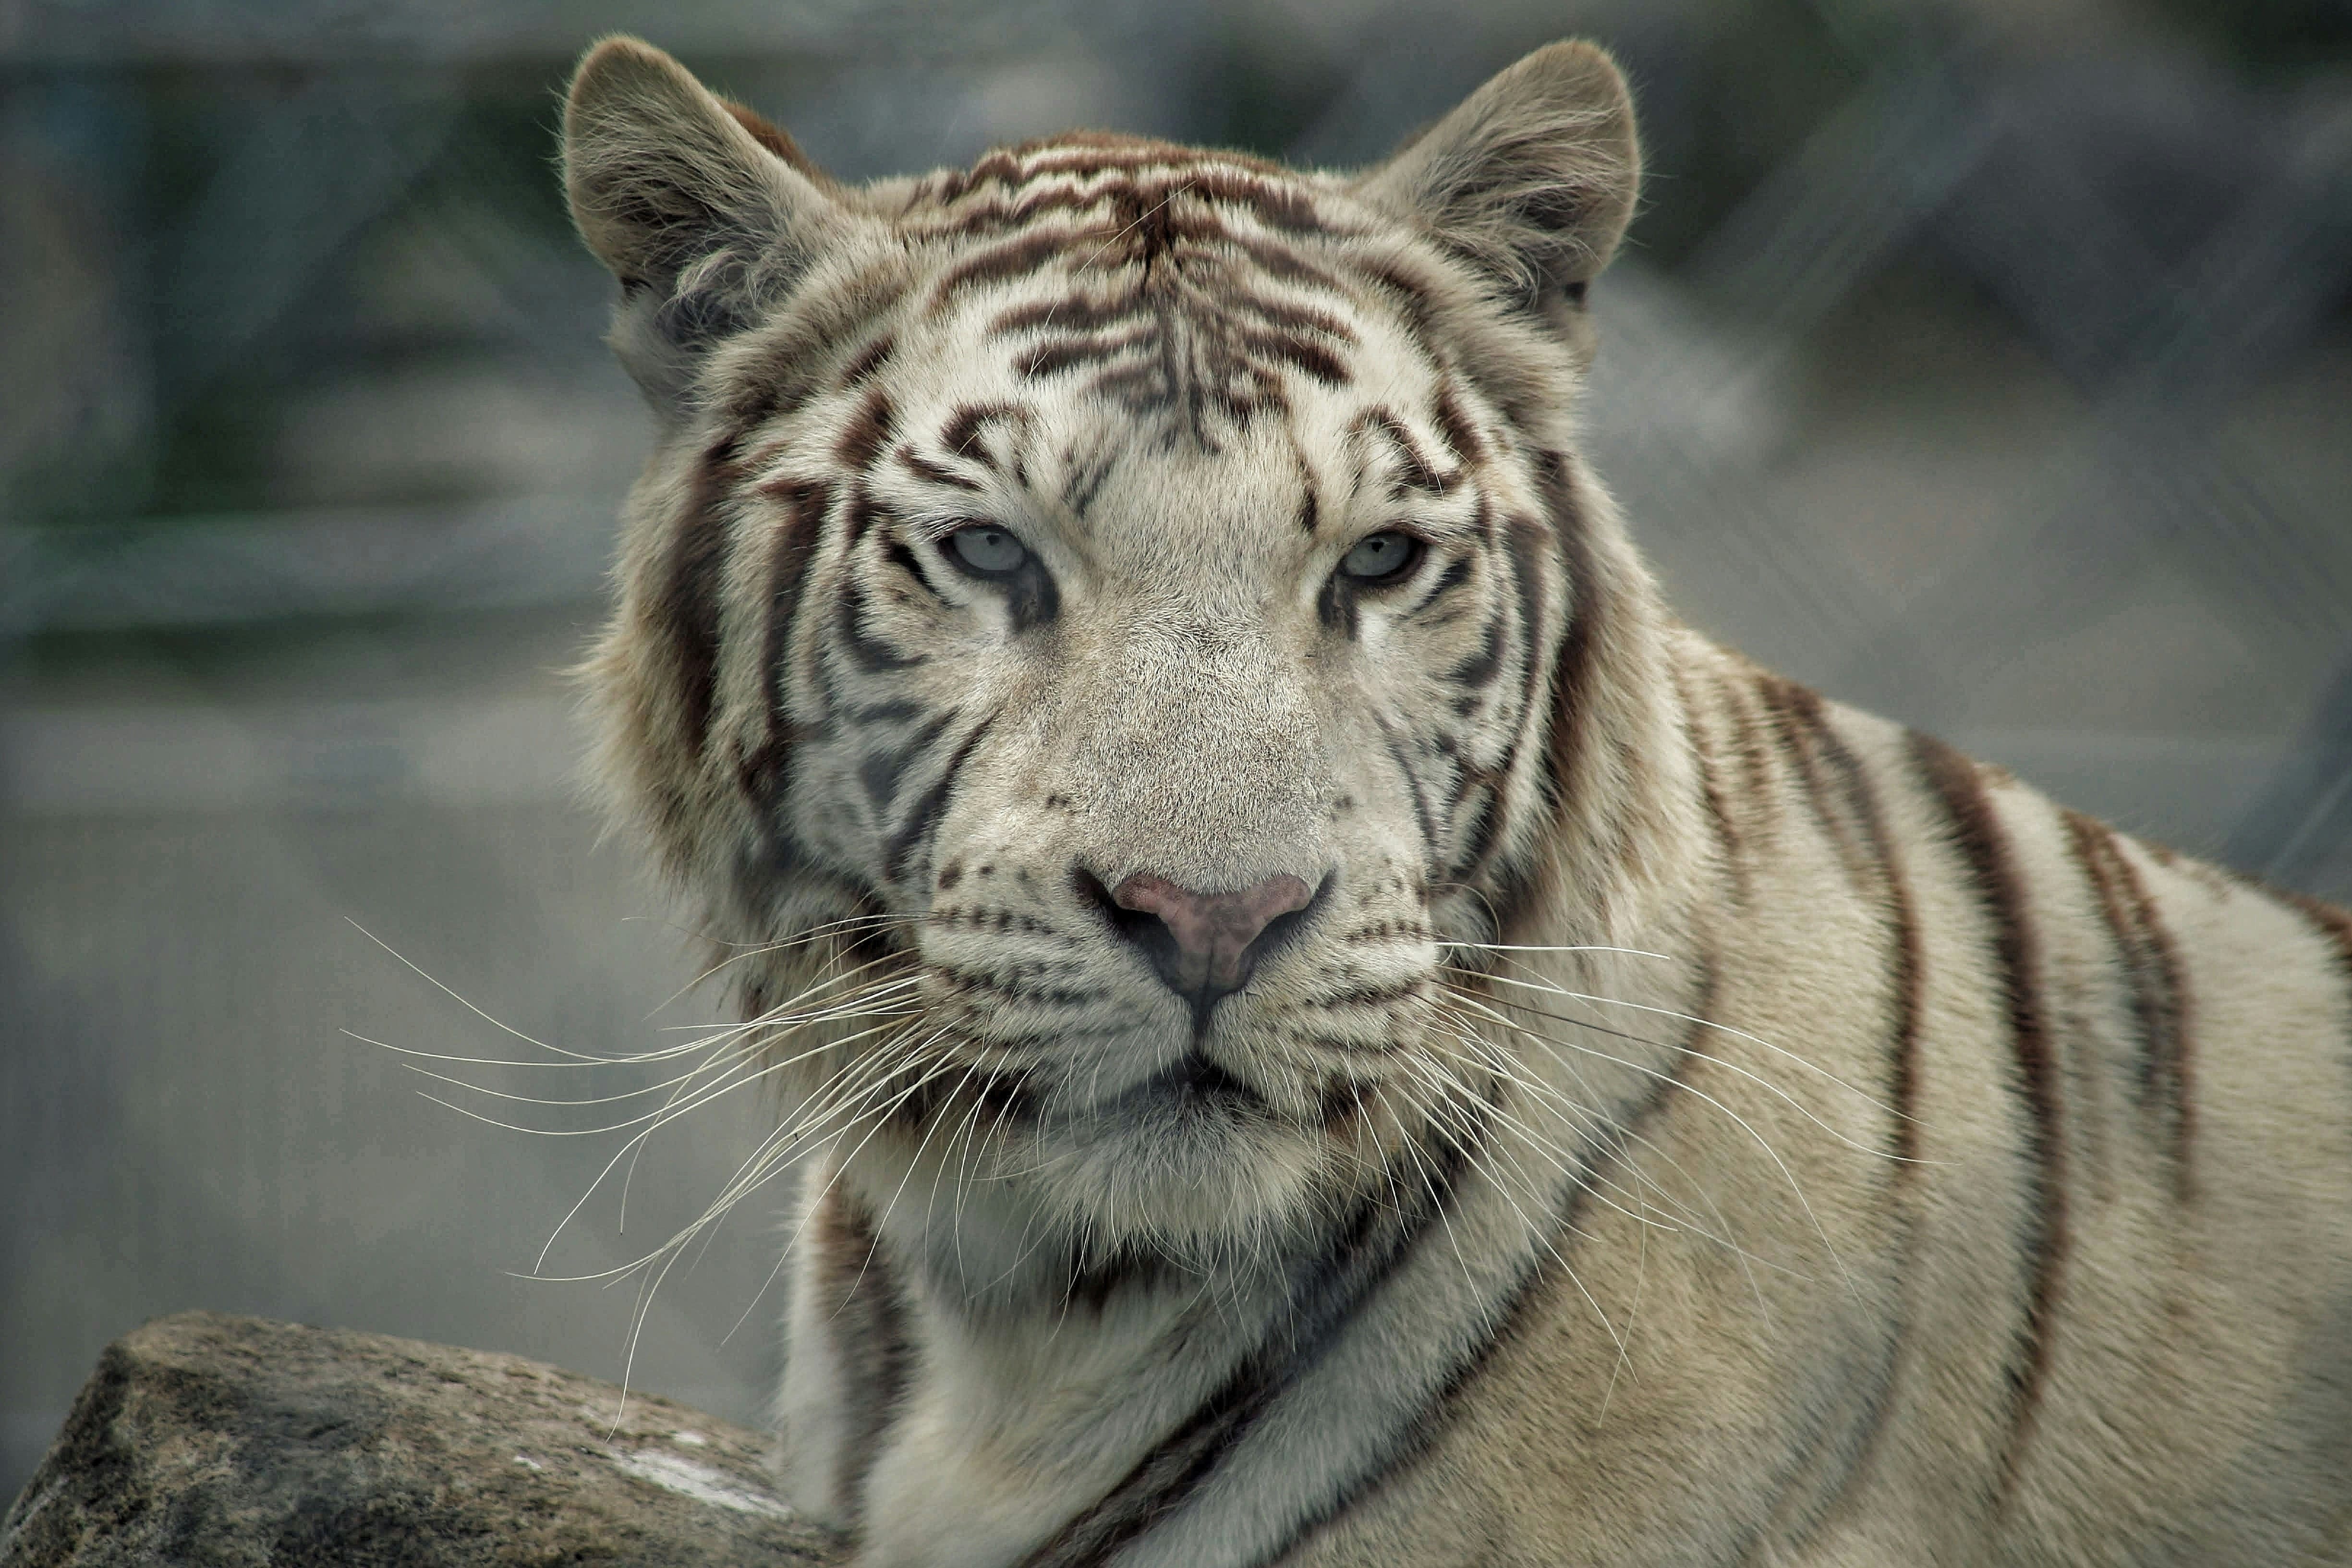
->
[928,151,1336,244]
[1061,441,1118,521]
[932,229,1083,312]
[992,293,1151,337]
[981,267,1357,439]
[897,444,983,492]
[939,402,1032,471]
[1232,325,1348,387]
[838,332,896,388]
[836,387,897,472]
[1355,406,1451,496]
[1432,378,1487,467]
[1293,435,1321,536]
[924,134,1282,202]
[1018,328,1157,381]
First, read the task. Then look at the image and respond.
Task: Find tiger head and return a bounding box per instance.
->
[565,38,1694,1276]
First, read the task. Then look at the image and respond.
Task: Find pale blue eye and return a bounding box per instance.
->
[1340,531,1420,583]
[947,524,1028,575]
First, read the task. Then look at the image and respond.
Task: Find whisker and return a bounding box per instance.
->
[1460,960,1916,1137]
[1389,1054,1628,1359]
[657,928,922,1019]
[1450,968,1910,1163]
[348,918,607,1063]
[1453,941,1679,961]
[1446,998,1786,1315]
[1444,987,1856,1304]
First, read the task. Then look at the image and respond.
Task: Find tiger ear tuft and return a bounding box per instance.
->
[563,36,849,410]
[1354,41,1640,308]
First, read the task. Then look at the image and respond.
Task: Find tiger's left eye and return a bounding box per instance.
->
[1339,531,1423,584]
[946,524,1029,576]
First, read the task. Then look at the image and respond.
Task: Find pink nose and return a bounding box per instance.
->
[1109,872,1317,998]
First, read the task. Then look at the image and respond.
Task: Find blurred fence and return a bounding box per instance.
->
[4,0,2349,1507]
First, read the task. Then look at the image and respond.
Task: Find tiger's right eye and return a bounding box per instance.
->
[945,524,1029,576]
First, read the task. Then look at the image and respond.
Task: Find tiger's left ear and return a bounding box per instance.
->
[1354,41,1639,310]
[563,36,859,414]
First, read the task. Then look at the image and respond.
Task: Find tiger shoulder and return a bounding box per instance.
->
[558,32,2352,1568]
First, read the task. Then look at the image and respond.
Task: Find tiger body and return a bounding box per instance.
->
[561,36,2352,1568]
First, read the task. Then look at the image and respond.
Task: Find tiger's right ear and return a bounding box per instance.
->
[1353,41,1639,313]
[563,36,853,413]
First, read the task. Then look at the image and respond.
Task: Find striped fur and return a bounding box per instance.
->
[564,36,2352,1568]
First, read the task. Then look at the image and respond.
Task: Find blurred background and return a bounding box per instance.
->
[4,0,2350,1507]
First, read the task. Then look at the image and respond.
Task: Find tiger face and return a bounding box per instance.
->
[567,39,1645,1268]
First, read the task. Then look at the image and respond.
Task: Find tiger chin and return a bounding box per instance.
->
[560,33,2352,1568]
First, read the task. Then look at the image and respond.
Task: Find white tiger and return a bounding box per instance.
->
[560,33,2352,1567]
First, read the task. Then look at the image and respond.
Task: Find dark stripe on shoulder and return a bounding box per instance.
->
[1769,702,1927,1545]
[1754,674,1870,887]
[1907,729,2066,1500]
[2280,887,2352,1104]
[2279,886,2352,981]
[1675,669,1749,907]
[2062,812,2194,1199]
[1806,711,1924,1167]
[1713,670,1775,812]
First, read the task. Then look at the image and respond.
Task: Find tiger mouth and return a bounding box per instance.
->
[1102,1053,1268,1119]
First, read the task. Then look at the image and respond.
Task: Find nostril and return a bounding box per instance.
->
[1089,869,1321,1007]
[1073,868,1176,958]
[1246,894,1317,973]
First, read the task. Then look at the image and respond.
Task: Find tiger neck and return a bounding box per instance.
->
[789,1157,1302,1566]
[791,941,1707,1568]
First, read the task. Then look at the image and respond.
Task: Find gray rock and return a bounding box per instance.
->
[0,1312,844,1567]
